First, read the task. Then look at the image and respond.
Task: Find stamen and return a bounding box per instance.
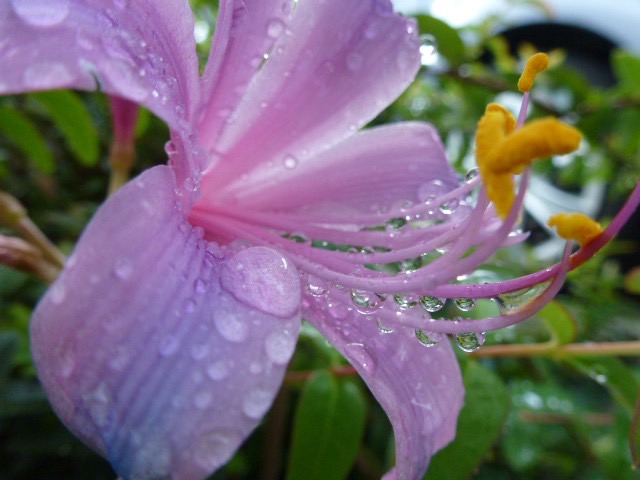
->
[477,112,582,218]
[518,52,550,93]
[547,212,602,246]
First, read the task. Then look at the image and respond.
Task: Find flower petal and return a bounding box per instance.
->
[198,0,421,193]
[303,294,464,480]
[198,0,296,142]
[216,122,459,214]
[31,166,301,480]
[0,0,200,128]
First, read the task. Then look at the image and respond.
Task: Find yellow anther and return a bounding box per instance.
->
[485,118,582,175]
[547,213,602,246]
[518,52,550,92]
[476,105,582,219]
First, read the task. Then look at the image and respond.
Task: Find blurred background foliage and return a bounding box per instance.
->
[1,0,640,479]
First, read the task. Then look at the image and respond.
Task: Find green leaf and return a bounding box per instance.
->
[612,50,640,95]
[424,360,509,480]
[0,107,55,173]
[416,15,466,67]
[539,301,577,345]
[31,90,100,166]
[624,267,640,295]
[570,357,638,414]
[286,371,367,480]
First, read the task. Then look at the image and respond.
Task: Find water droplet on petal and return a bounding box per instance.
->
[306,275,329,297]
[214,311,248,343]
[345,343,376,373]
[439,198,459,215]
[266,18,285,38]
[59,348,75,377]
[282,154,298,169]
[23,62,73,89]
[455,332,485,352]
[265,330,296,365]
[351,289,381,314]
[101,60,149,102]
[465,167,480,182]
[243,388,273,419]
[12,0,70,27]
[49,283,66,304]
[376,318,395,334]
[454,297,476,312]
[419,34,438,66]
[415,329,438,347]
[83,383,111,428]
[113,257,133,279]
[394,293,417,310]
[420,296,446,312]
[194,430,242,471]
[206,360,228,381]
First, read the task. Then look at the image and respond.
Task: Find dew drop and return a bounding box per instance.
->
[386,217,407,231]
[206,360,228,381]
[266,18,285,38]
[465,167,480,182]
[306,275,329,297]
[23,62,73,89]
[12,0,70,27]
[454,297,476,312]
[394,293,417,310]
[420,296,446,312]
[415,329,438,347]
[419,34,438,66]
[194,430,242,471]
[376,318,395,334]
[455,332,485,352]
[83,383,111,428]
[282,154,298,169]
[49,283,66,304]
[439,198,459,215]
[494,282,551,314]
[101,60,149,102]
[113,257,133,280]
[350,289,381,314]
[243,388,273,419]
[265,330,296,365]
[344,343,376,373]
[59,348,75,378]
[214,311,248,343]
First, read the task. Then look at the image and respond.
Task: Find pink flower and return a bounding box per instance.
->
[2,1,638,479]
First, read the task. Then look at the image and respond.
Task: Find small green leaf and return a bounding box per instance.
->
[0,107,55,173]
[416,15,466,67]
[539,301,577,345]
[612,50,640,95]
[424,360,509,480]
[570,357,638,414]
[624,267,640,295]
[31,90,100,166]
[286,370,367,480]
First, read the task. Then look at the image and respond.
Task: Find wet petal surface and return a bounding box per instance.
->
[31,166,301,480]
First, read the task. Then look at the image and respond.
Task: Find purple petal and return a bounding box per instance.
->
[197,0,421,194]
[199,0,296,143]
[304,295,464,480]
[0,0,200,129]
[218,122,459,213]
[31,166,301,480]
